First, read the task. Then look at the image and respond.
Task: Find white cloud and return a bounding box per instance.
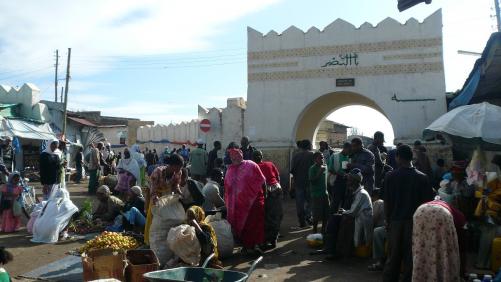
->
[0,0,280,77]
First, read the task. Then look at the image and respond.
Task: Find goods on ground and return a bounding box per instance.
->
[80,231,140,253]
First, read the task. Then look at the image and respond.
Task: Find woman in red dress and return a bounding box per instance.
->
[225,148,265,254]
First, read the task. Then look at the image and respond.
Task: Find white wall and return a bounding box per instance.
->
[0,83,51,121]
[137,98,248,153]
[246,10,447,148]
[99,126,127,147]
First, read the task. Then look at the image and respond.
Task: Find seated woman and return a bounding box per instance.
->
[122,186,146,232]
[93,185,124,224]
[0,172,24,233]
[186,206,223,269]
[115,148,140,197]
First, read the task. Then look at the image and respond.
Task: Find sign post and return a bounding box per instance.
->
[199,119,211,133]
[200,119,211,150]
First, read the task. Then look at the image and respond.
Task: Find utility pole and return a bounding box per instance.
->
[60,87,64,103]
[495,0,501,32]
[62,48,71,137]
[54,49,59,102]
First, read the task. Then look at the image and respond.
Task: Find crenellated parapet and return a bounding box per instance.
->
[0,83,51,122]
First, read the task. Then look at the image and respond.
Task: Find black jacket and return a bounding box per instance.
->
[40,152,61,185]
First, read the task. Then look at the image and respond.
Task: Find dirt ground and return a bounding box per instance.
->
[2,181,382,281]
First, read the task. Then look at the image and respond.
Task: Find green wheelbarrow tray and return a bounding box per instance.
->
[144,254,263,282]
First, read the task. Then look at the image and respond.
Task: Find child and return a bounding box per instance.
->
[309,152,330,234]
[0,247,13,282]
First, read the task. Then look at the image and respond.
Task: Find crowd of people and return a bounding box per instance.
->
[1,131,501,281]
[82,136,282,267]
[293,132,501,281]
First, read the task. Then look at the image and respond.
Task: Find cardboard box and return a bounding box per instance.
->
[82,249,127,282]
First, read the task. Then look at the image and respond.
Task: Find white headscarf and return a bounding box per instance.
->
[130,144,146,168]
[43,139,62,158]
[116,151,141,182]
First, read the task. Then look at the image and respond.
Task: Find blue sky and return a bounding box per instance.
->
[0,0,495,143]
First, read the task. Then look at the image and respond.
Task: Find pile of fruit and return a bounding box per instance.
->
[80,231,140,253]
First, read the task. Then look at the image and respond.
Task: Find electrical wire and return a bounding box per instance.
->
[0,66,52,81]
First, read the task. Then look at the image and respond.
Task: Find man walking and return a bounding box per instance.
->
[349,138,375,195]
[87,143,101,195]
[382,145,434,282]
[291,140,314,228]
[189,140,208,182]
[253,150,283,249]
[207,141,222,174]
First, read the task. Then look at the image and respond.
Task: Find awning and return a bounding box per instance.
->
[449,32,501,109]
[0,118,56,140]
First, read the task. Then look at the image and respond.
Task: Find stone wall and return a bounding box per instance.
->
[246,10,446,148]
[137,97,248,153]
[0,83,51,121]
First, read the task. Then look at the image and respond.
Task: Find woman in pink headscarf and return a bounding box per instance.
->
[225,148,266,254]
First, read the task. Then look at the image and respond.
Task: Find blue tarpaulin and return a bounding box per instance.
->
[449,68,481,110]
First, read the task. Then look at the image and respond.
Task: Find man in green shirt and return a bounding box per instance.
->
[189,139,208,182]
[309,152,330,234]
[327,142,351,212]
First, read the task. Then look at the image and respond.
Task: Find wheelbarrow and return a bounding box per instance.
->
[143,254,263,282]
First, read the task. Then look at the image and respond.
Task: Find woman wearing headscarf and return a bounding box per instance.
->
[224,148,265,254]
[115,148,140,195]
[412,202,461,282]
[130,144,147,186]
[40,139,62,200]
[0,172,23,232]
[186,206,223,268]
[122,186,146,231]
[144,154,184,244]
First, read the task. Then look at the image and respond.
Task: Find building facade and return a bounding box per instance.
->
[138,11,447,188]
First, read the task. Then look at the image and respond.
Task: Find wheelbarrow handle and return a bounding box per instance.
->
[201,253,215,268]
[246,256,263,278]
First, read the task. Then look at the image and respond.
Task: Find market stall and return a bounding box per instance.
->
[0,117,57,172]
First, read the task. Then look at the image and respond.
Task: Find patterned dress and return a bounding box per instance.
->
[412,203,460,282]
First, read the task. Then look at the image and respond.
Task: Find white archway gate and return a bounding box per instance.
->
[244,10,447,184]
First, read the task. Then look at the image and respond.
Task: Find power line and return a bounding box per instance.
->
[0,66,52,81]
[71,59,246,71]
[71,47,246,59]
[71,52,247,65]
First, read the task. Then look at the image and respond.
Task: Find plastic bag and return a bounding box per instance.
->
[466,149,487,186]
[31,185,78,243]
[149,195,185,266]
[207,213,234,259]
[306,233,323,248]
[167,224,201,266]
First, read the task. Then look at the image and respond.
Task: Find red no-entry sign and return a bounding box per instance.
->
[200,119,211,133]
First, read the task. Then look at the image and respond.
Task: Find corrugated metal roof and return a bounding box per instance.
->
[67,116,97,127]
